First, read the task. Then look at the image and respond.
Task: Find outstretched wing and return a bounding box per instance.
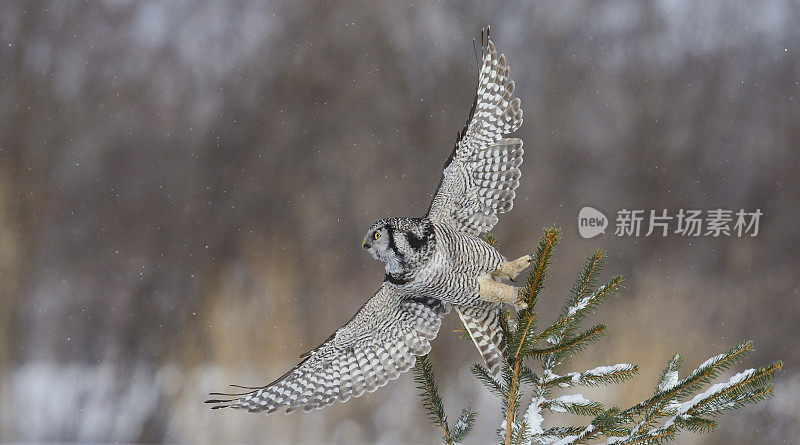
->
[427,31,524,235]
[205,284,449,414]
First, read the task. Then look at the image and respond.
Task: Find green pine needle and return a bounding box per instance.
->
[542,426,589,438]
[471,363,508,399]
[522,226,560,310]
[523,324,606,359]
[544,398,605,417]
[565,249,606,310]
[450,408,477,443]
[681,416,718,433]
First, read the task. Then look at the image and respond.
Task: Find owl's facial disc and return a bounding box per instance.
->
[362,222,394,263]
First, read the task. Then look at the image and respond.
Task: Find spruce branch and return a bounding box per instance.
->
[521,226,560,310]
[681,361,782,417]
[502,227,560,445]
[546,363,640,389]
[473,228,780,445]
[414,228,780,444]
[544,394,604,416]
[472,363,508,399]
[655,354,683,394]
[523,324,606,359]
[450,408,477,443]
[413,354,451,443]
[542,425,590,439]
[533,274,623,348]
[591,356,782,444]
[621,341,755,418]
[504,359,525,445]
[413,354,478,444]
[567,249,605,309]
[518,364,540,386]
[679,416,718,434]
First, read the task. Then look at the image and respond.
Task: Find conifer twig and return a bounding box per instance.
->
[413,354,452,444]
[413,354,477,444]
[503,227,560,445]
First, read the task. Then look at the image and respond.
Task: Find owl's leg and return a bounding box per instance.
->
[491,254,533,281]
[477,274,527,311]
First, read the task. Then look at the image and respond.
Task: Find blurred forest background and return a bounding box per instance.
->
[1,1,798,444]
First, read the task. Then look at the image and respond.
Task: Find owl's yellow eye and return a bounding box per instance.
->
[373,231,381,240]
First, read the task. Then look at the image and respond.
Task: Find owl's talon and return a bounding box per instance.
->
[478,274,527,309]
[492,254,533,281]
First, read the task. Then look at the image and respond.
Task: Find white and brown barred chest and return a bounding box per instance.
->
[432,223,505,274]
[391,220,505,305]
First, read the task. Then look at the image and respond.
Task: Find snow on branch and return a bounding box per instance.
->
[545,393,603,416]
[546,363,639,389]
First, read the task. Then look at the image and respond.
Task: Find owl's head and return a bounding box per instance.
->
[362,218,434,274]
[362,218,398,265]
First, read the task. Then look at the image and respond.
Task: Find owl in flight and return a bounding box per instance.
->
[207,28,530,414]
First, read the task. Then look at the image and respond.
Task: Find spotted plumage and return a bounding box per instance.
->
[207,28,528,414]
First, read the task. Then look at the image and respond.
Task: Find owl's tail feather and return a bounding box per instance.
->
[454,303,507,379]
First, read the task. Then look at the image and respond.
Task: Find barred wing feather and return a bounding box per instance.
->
[427,35,524,235]
[205,284,449,414]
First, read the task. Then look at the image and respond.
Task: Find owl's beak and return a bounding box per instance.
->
[362,240,370,249]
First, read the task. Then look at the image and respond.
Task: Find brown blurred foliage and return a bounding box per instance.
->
[0,1,798,443]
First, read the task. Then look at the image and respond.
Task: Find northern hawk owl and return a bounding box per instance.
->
[207,28,530,414]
